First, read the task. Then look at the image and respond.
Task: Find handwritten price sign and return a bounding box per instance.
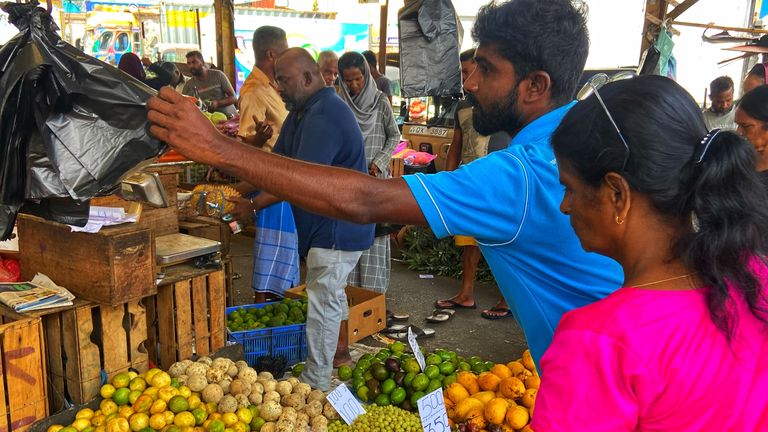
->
[417,388,450,432]
[407,326,427,371]
[327,384,366,425]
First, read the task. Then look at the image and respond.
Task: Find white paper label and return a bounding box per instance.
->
[327,384,366,425]
[407,326,426,371]
[417,388,450,432]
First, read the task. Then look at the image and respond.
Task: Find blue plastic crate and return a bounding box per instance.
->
[226,302,307,367]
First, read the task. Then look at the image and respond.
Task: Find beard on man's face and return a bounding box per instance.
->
[470,87,524,136]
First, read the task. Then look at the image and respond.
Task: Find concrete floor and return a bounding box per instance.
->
[227,234,528,364]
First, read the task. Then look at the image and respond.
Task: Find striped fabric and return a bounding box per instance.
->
[251,200,300,297]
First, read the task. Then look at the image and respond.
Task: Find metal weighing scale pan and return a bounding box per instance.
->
[155,233,221,265]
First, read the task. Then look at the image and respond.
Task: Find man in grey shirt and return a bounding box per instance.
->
[362,50,392,104]
[702,76,736,131]
[182,50,237,117]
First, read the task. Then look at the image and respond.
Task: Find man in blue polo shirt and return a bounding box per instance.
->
[246,48,374,390]
[146,0,623,368]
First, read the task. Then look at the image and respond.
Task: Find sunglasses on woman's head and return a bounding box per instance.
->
[576,71,637,172]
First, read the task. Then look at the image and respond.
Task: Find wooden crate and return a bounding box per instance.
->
[0,309,48,432]
[146,265,227,369]
[41,300,149,409]
[91,164,182,238]
[17,215,155,306]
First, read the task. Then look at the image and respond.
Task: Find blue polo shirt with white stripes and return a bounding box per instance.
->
[403,102,624,367]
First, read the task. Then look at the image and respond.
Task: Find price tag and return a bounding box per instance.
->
[407,326,426,371]
[417,388,450,432]
[327,384,366,425]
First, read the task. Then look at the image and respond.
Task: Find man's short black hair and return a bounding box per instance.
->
[186,50,204,61]
[709,76,734,96]
[472,0,589,105]
[460,48,476,63]
[252,26,286,62]
[362,50,377,68]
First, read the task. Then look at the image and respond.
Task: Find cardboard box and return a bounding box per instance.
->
[17,214,156,306]
[286,285,386,343]
[401,123,454,172]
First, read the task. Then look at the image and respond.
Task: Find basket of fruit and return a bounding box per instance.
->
[226,298,309,368]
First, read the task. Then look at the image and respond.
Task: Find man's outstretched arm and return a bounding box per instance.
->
[147,87,426,226]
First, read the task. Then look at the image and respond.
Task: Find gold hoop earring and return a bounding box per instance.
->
[615,216,624,225]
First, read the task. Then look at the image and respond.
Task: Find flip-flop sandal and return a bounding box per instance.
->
[434,299,477,309]
[481,307,514,320]
[387,310,410,322]
[391,325,436,341]
[425,308,456,323]
[380,324,409,334]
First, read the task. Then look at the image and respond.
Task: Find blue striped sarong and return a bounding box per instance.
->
[251,199,300,297]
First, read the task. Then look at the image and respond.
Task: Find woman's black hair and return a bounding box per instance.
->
[553,75,768,337]
[737,84,768,122]
[337,52,367,75]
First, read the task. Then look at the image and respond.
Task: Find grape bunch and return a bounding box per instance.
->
[327,405,423,432]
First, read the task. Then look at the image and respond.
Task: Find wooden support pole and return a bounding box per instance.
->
[640,0,668,58]
[214,0,237,88]
[666,0,698,22]
[378,0,389,74]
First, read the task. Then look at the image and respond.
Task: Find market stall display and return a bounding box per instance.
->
[335,343,538,431]
[226,299,310,368]
[44,356,342,432]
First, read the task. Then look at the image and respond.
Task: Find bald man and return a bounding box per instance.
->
[264,48,373,390]
[318,50,339,87]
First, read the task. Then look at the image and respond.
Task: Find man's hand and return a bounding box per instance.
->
[141,56,152,67]
[368,163,381,177]
[147,87,222,165]
[227,196,255,224]
[244,118,273,148]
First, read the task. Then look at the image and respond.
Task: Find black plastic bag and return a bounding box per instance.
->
[398,0,463,98]
[0,2,164,240]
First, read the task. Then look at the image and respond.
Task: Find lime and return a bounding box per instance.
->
[250,417,265,431]
[458,362,472,371]
[112,387,131,406]
[352,377,365,391]
[380,378,396,395]
[426,354,442,366]
[356,386,370,403]
[411,373,429,392]
[390,387,407,405]
[291,363,305,377]
[208,419,225,432]
[192,408,208,425]
[424,365,440,380]
[248,405,260,421]
[410,391,425,407]
[403,372,416,388]
[112,372,131,389]
[338,365,353,381]
[356,358,372,371]
[371,364,389,381]
[438,361,456,375]
[427,378,442,393]
[168,395,190,413]
[389,341,406,354]
[443,373,458,386]
[484,361,495,370]
[128,390,142,405]
[402,358,421,374]
[469,356,483,365]
[472,362,488,374]
[374,393,390,406]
